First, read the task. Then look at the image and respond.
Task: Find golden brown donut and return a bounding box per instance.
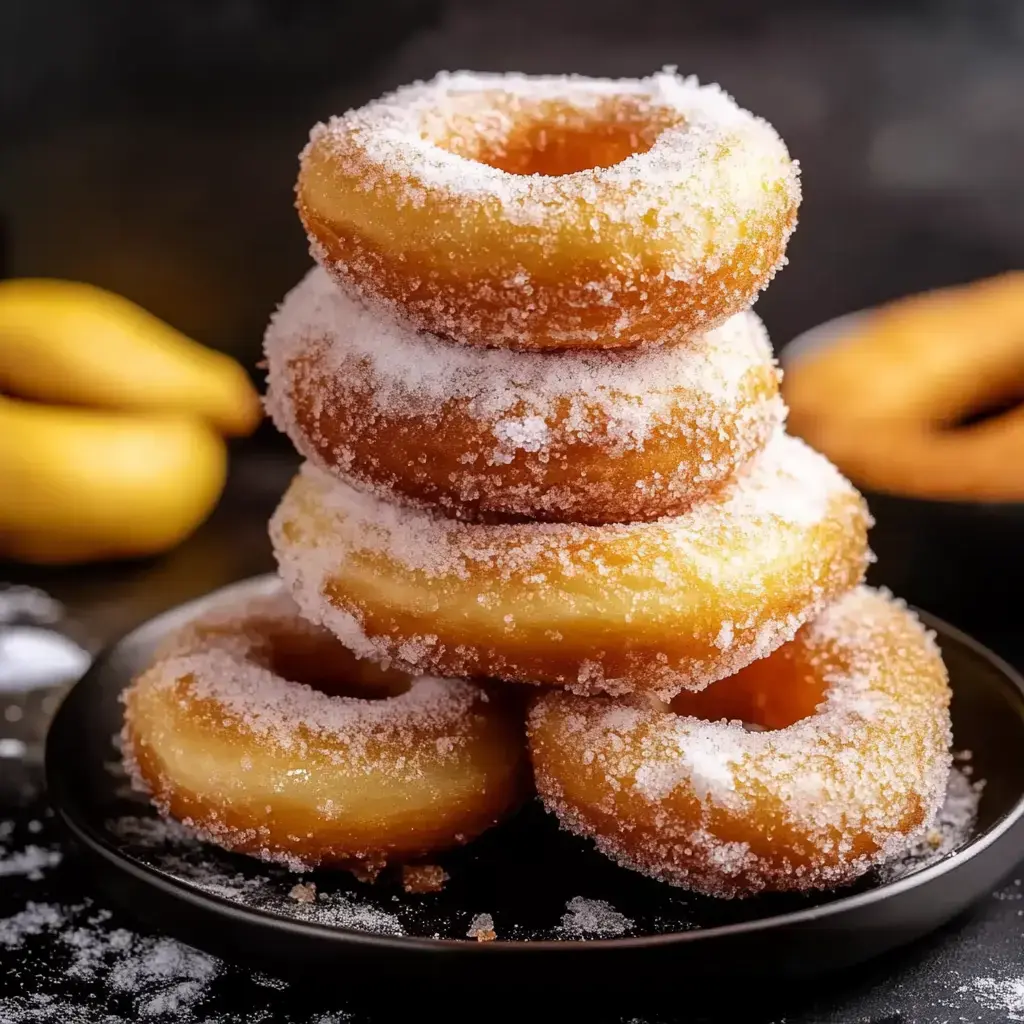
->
[264,267,784,524]
[297,70,800,350]
[122,585,528,873]
[269,432,871,701]
[528,586,951,897]
[785,272,1024,502]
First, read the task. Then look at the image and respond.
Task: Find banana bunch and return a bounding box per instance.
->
[0,279,261,564]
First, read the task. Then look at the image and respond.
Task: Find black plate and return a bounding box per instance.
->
[45,576,1024,994]
[782,315,1024,638]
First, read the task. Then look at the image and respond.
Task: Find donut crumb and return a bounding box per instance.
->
[288,882,316,904]
[349,859,386,885]
[401,864,448,894]
[466,913,496,941]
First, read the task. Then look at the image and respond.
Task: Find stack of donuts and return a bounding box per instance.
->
[123,70,953,898]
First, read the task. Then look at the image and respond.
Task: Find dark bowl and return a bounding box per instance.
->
[44,576,1024,1000]
[782,314,1024,641]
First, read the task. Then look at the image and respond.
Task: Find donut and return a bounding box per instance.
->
[297,70,801,350]
[269,432,871,700]
[265,267,785,524]
[121,587,528,873]
[785,272,1024,502]
[528,586,952,897]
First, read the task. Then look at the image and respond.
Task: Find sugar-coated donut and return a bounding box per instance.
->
[122,585,528,873]
[528,587,951,897]
[298,70,800,350]
[265,267,784,524]
[269,432,871,701]
[785,272,1024,502]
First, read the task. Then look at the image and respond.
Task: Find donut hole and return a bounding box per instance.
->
[669,645,828,731]
[260,625,412,702]
[426,95,680,177]
[948,393,1022,430]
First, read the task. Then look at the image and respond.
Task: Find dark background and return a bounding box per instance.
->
[3,0,1023,372]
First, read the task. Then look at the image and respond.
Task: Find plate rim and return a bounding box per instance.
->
[45,574,1024,956]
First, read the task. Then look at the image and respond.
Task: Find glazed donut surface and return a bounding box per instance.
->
[122,586,528,871]
[528,586,952,897]
[785,272,1024,502]
[298,70,800,350]
[269,432,871,700]
[265,267,784,523]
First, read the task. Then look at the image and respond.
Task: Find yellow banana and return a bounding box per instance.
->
[0,396,228,565]
[0,278,261,436]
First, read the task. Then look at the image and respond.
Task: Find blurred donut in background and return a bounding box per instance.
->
[783,273,1024,503]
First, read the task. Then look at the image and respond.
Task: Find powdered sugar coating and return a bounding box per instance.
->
[528,587,952,897]
[269,432,871,699]
[298,69,800,349]
[134,591,480,755]
[264,266,784,522]
[122,588,527,870]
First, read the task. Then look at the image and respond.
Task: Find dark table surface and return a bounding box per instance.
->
[1,449,1023,1024]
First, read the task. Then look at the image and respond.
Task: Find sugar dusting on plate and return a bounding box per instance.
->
[558,896,634,938]
[876,761,984,882]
